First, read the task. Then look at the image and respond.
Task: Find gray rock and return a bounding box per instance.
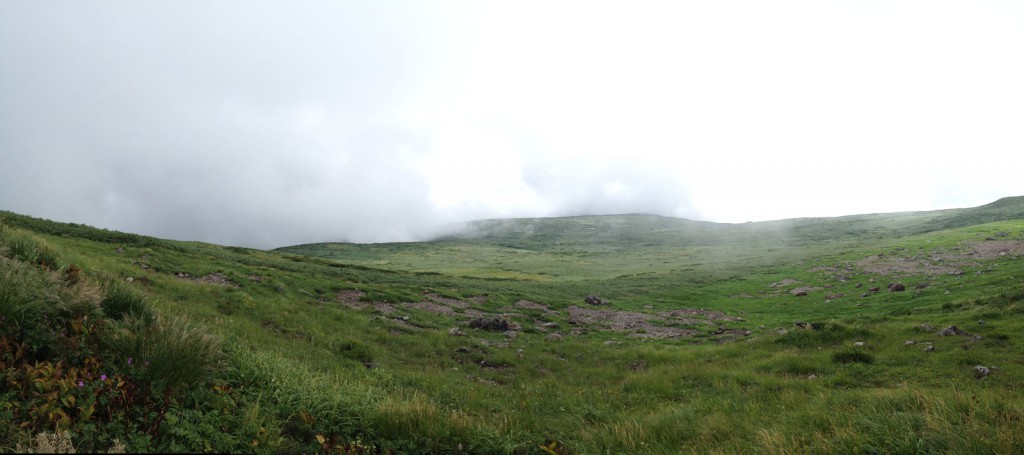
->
[853,341,866,347]
[503,330,517,339]
[469,317,516,332]
[923,345,935,352]
[974,365,991,379]
[939,325,978,338]
[904,340,916,345]
[448,327,465,336]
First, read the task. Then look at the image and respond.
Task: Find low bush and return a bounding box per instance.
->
[832,350,875,364]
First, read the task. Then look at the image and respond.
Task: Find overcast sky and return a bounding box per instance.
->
[2,1,1023,248]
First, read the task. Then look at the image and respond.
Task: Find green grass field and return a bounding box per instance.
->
[2,197,1024,453]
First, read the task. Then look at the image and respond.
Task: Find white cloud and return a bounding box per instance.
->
[1,0,1022,247]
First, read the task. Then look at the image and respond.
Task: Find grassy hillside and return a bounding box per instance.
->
[3,198,1024,453]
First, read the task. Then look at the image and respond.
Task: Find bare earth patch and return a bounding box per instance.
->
[335,290,394,314]
[422,293,470,308]
[856,255,961,276]
[769,278,800,288]
[965,239,1024,259]
[402,301,457,316]
[566,306,735,339]
[856,240,1024,277]
[175,272,238,287]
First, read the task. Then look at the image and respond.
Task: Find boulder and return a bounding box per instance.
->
[974,365,991,379]
[469,317,517,332]
[584,294,608,306]
[938,325,975,337]
[889,283,906,292]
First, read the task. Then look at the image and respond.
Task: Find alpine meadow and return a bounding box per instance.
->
[3,197,1024,454]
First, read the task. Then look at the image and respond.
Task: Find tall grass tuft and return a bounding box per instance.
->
[112,315,225,391]
[100,279,154,323]
[2,231,61,270]
[0,257,61,354]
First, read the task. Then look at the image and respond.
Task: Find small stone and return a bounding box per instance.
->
[545,333,563,341]
[853,341,866,347]
[503,330,517,339]
[974,365,991,379]
[904,340,916,345]
[978,319,985,325]
[923,345,935,352]
[126,277,134,282]
[807,374,817,380]
[448,327,465,336]
[455,347,470,353]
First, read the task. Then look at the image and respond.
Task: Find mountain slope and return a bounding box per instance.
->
[2,198,1024,453]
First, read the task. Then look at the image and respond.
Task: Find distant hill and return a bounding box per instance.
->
[277,196,1024,281]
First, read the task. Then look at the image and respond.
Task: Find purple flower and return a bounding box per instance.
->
[77,381,84,387]
[100,374,108,382]
[127,357,133,366]
[144,360,150,367]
